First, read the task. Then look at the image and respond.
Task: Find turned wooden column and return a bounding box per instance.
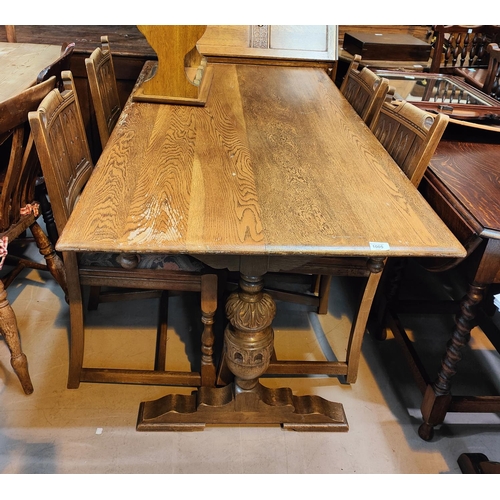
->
[0,280,33,394]
[224,273,276,409]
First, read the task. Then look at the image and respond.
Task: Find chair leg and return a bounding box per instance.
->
[35,181,59,247]
[317,275,332,314]
[345,260,385,383]
[67,297,85,389]
[369,258,407,341]
[87,286,102,310]
[0,280,33,394]
[154,291,168,371]
[30,221,68,298]
[64,253,84,389]
[200,274,217,386]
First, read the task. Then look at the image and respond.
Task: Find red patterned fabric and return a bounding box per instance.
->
[20,202,40,217]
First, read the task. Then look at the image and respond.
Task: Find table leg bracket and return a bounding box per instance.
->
[136,383,348,431]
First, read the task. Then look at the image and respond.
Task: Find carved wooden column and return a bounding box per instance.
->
[224,273,275,407]
[137,263,349,431]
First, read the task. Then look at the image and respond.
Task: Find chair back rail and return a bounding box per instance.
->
[370,99,449,187]
[340,54,390,126]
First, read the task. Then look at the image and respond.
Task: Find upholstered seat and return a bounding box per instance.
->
[79,252,205,272]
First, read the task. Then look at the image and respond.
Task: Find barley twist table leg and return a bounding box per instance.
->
[419,282,485,441]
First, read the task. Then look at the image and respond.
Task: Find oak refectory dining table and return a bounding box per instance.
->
[56,60,465,431]
[0,42,62,102]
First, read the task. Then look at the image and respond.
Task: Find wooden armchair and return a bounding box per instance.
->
[85,36,121,149]
[0,76,68,394]
[29,71,220,390]
[36,42,75,90]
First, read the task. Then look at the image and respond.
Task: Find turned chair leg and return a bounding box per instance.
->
[0,280,33,394]
[30,221,68,298]
[200,274,217,386]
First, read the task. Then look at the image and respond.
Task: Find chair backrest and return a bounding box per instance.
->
[28,71,94,234]
[370,99,449,187]
[0,76,56,231]
[483,42,500,100]
[340,54,390,126]
[429,25,500,73]
[36,42,75,91]
[85,35,121,148]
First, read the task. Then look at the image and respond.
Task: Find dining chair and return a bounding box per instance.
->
[218,98,450,387]
[340,54,391,127]
[85,36,121,149]
[29,70,220,390]
[368,100,450,343]
[0,76,68,394]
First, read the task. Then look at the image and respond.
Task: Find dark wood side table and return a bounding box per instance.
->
[412,122,500,440]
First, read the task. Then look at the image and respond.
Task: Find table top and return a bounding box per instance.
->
[428,122,500,240]
[0,42,62,102]
[57,61,464,261]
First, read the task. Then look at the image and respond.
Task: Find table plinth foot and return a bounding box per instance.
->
[136,382,348,431]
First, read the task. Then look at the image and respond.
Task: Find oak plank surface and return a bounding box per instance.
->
[57,62,464,261]
[429,136,500,238]
[0,42,62,102]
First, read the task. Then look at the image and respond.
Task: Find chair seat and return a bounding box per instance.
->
[79,252,206,272]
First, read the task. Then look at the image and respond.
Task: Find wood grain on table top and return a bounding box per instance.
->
[57,62,464,260]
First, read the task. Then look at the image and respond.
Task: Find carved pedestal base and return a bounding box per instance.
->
[136,382,348,431]
[137,270,348,432]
